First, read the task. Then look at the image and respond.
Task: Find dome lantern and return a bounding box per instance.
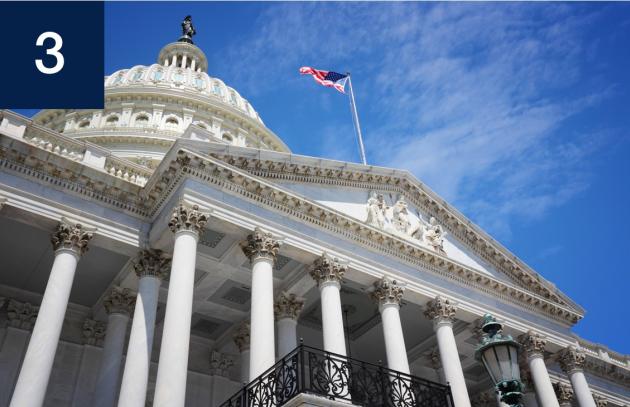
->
[157,16,208,73]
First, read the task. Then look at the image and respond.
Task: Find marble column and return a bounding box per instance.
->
[10,221,93,407]
[518,331,559,407]
[241,227,281,380]
[233,322,251,384]
[93,287,135,407]
[118,249,170,407]
[559,346,596,407]
[371,277,410,374]
[553,382,574,407]
[153,204,208,407]
[424,296,471,407]
[275,292,305,359]
[309,253,348,356]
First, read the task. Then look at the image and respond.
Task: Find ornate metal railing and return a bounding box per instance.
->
[219,345,453,407]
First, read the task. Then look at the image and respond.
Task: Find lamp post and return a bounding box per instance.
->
[475,314,524,407]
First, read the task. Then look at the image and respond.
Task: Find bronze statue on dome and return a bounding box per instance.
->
[180,15,196,44]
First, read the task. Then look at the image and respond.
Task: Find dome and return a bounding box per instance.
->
[32,25,290,170]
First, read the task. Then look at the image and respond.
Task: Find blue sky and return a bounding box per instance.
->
[15,2,630,353]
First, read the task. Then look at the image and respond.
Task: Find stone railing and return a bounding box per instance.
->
[0,110,153,187]
[104,156,152,186]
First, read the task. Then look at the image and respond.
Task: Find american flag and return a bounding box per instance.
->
[299,66,348,94]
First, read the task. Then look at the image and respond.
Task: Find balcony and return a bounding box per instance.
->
[220,345,453,407]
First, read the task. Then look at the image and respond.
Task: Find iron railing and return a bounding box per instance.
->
[219,345,454,407]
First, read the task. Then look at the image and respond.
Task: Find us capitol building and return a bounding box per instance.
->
[0,18,628,407]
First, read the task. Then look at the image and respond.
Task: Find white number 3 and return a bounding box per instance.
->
[35,32,65,75]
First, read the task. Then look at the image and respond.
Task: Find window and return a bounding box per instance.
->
[194,77,205,90]
[106,115,119,125]
[172,72,184,83]
[112,74,124,85]
[230,92,237,105]
[213,82,222,95]
[222,133,233,143]
[135,115,149,126]
[78,120,90,128]
[165,117,179,130]
[132,70,144,81]
[152,70,163,81]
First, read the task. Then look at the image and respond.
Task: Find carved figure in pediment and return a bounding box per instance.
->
[392,196,412,235]
[425,217,446,254]
[366,192,387,229]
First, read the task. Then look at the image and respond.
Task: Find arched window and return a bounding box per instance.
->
[106,115,119,125]
[135,114,150,126]
[229,92,238,105]
[132,70,144,81]
[152,70,163,81]
[165,117,179,130]
[213,82,222,95]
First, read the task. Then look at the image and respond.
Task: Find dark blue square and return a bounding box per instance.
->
[0,1,104,109]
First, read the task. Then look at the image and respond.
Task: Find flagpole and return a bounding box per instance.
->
[346,73,367,165]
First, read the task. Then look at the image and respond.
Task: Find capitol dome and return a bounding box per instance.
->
[32,32,290,170]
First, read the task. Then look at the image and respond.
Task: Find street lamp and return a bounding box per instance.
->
[475,314,523,407]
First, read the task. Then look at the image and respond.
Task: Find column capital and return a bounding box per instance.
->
[423,295,457,324]
[274,292,305,320]
[104,286,136,316]
[370,277,404,308]
[82,318,106,346]
[553,382,574,405]
[240,227,281,263]
[209,350,234,377]
[558,346,586,374]
[594,395,608,407]
[7,299,39,330]
[518,330,547,358]
[233,322,250,352]
[133,249,171,279]
[50,220,94,256]
[168,203,209,236]
[309,253,347,286]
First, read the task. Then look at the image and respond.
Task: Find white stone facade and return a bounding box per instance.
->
[0,27,628,407]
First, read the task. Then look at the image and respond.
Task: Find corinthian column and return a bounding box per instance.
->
[518,331,559,407]
[424,296,471,407]
[118,250,170,407]
[371,277,410,374]
[241,227,281,380]
[275,292,305,359]
[559,346,596,407]
[233,322,251,384]
[153,204,208,407]
[93,287,135,407]
[309,253,348,357]
[10,221,93,407]
[553,382,574,407]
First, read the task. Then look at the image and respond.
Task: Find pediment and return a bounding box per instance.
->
[165,139,583,323]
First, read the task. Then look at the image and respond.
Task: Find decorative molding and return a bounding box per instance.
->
[103,286,136,316]
[309,253,347,286]
[428,347,441,370]
[240,227,280,263]
[424,296,457,324]
[168,203,209,235]
[209,350,233,377]
[133,249,171,280]
[519,330,547,358]
[370,277,404,308]
[7,299,39,330]
[558,346,586,374]
[82,318,106,346]
[594,395,608,407]
[553,382,573,406]
[233,322,250,352]
[50,220,94,256]
[274,292,305,320]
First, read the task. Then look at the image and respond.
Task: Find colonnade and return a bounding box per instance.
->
[7,204,602,407]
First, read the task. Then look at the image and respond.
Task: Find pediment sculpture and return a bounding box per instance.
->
[365,193,447,255]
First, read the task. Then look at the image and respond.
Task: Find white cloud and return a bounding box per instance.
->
[218,3,614,241]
